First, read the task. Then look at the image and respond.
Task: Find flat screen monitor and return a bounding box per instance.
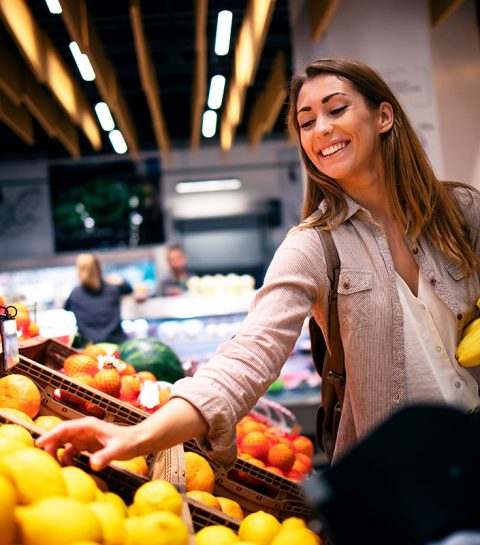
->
[49,158,164,252]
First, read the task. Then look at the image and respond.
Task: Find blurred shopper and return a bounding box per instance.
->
[39,58,480,474]
[65,253,134,345]
[158,244,192,296]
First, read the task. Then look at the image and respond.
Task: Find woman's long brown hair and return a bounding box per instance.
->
[77,253,102,292]
[287,58,479,275]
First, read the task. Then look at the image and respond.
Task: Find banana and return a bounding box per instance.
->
[461,317,480,340]
[456,326,480,367]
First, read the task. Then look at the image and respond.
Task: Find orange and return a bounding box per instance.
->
[186,490,221,510]
[82,344,107,359]
[184,451,216,493]
[119,375,141,402]
[0,374,41,418]
[295,452,313,471]
[27,321,40,338]
[265,465,285,477]
[135,371,157,382]
[240,431,270,459]
[93,369,121,398]
[291,436,315,458]
[217,496,244,519]
[267,443,296,473]
[60,373,95,408]
[64,354,99,377]
[84,402,106,419]
[239,420,267,435]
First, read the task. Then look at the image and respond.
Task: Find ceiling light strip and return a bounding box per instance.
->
[44,0,62,15]
[207,75,226,110]
[202,110,217,138]
[214,10,233,56]
[69,41,95,81]
[108,129,128,154]
[94,102,115,131]
[175,179,241,194]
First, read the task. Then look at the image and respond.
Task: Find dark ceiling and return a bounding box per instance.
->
[0,0,293,163]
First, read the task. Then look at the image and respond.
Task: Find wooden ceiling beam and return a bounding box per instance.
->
[221,0,276,153]
[190,0,208,151]
[308,0,341,43]
[130,0,171,162]
[429,0,465,27]
[248,50,287,148]
[0,88,34,146]
[61,0,140,160]
[0,0,101,152]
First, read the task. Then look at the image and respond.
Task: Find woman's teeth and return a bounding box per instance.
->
[321,141,347,157]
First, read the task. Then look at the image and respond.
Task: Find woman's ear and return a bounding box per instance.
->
[378,102,394,134]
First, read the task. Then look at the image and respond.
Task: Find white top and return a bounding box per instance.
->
[396,272,479,411]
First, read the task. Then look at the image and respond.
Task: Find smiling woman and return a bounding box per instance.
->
[37,60,480,507]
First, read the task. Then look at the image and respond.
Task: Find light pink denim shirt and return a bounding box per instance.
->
[171,186,480,466]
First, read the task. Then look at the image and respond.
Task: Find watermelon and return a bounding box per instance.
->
[118,338,184,384]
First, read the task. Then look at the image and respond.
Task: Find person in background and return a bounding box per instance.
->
[38,58,479,474]
[158,244,192,296]
[65,253,136,345]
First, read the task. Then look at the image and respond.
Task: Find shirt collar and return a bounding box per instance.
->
[317,191,367,225]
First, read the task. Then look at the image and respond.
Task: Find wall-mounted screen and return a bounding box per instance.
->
[49,158,164,252]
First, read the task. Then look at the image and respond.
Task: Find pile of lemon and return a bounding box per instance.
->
[0,422,189,545]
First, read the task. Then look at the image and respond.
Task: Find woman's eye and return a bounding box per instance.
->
[330,105,348,115]
[300,119,313,129]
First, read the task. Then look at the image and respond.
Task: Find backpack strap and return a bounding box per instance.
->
[315,229,345,400]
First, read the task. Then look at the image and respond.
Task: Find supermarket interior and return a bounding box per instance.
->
[0,1,480,544]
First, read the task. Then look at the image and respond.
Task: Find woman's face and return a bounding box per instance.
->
[296,74,392,189]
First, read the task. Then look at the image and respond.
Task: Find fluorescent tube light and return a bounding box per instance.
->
[214,10,233,56]
[207,75,226,110]
[45,0,62,13]
[109,130,128,154]
[175,178,242,194]
[202,110,217,138]
[94,102,115,131]
[69,42,96,81]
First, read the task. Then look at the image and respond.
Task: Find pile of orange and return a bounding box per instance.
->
[58,345,171,417]
[236,414,315,482]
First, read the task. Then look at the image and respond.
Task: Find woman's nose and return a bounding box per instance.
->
[314,115,333,137]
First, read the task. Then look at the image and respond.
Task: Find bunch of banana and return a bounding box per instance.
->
[456,298,480,367]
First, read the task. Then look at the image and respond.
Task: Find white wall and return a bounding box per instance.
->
[430,1,480,188]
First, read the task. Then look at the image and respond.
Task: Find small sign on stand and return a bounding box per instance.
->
[0,305,20,372]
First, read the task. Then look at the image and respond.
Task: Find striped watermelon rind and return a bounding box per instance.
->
[119,338,185,384]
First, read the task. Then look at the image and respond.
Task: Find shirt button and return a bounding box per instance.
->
[457,313,463,321]
[412,247,419,255]
[393,393,400,402]
[429,278,436,286]
[435,346,442,352]
[343,282,350,290]
[455,381,462,389]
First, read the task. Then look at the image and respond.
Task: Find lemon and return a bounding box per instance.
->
[0,435,26,456]
[111,456,149,477]
[126,512,189,545]
[2,447,66,504]
[61,466,98,502]
[281,517,307,530]
[0,408,35,425]
[34,415,63,432]
[133,479,183,516]
[15,496,102,545]
[99,491,128,517]
[195,525,240,545]
[88,501,125,545]
[238,511,281,545]
[217,496,244,520]
[70,542,101,545]
[0,474,16,545]
[0,424,34,447]
[271,527,320,545]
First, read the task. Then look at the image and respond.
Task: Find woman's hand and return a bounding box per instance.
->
[35,417,146,471]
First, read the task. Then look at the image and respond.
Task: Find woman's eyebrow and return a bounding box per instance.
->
[297,92,347,115]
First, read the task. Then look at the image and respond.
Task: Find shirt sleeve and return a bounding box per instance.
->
[170,227,329,466]
[119,280,133,296]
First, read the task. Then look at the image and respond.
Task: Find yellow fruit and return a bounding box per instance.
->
[238,511,281,545]
[133,479,183,516]
[91,474,109,492]
[236,542,259,545]
[88,501,125,545]
[0,408,35,425]
[111,456,149,477]
[126,511,189,545]
[217,496,244,520]
[281,517,307,530]
[61,466,98,503]
[195,525,240,545]
[70,542,101,545]
[34,415,63,432]
[184,451,216,493]
[186,490,222,510]
[271,527,320,545]
[0,474,16,545]
[0,435,26,456]
[456,327,480,367]
[0,424,34,447]
[15,496,102,545]
[0,374,41,418]
[2,447,66,504]
[98,491,128,517]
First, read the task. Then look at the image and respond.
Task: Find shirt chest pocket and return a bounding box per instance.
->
[337,269,373,329]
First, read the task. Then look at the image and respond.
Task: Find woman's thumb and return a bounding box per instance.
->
[90,445,118,472]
